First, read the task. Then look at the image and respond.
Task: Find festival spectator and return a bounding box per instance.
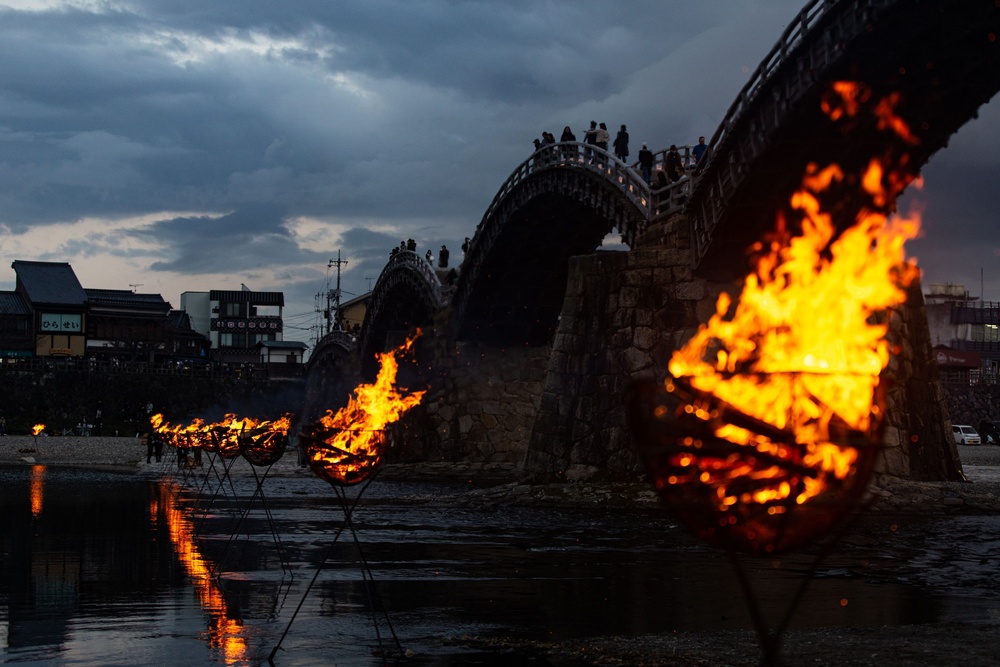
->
[439,245,450,268]
[596,122,610,150]
[560,126,576,142]
[425,249,434,264]
[692,136,707,164]
[665,145,684,182]
[613,124,629,161]
[638,144,654,184]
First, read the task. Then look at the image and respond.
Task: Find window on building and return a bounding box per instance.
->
[220,332,247,348]
[223,302,245,317]
[972,324,1000,343]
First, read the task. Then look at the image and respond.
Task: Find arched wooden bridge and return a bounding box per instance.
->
[303,0,1000,480]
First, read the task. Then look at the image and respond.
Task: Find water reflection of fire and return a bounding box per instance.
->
[30,465,45,518]
[159,482,249,663]
[303,332,426,487]
[635,82,922,554]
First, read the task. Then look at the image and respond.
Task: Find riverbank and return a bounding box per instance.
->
[3,435,999,515]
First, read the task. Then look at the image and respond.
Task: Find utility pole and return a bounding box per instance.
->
[326,251,348,334]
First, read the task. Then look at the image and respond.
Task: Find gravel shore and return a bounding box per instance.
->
[3,436,1000,515]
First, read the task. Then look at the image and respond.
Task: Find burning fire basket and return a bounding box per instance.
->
[630,371,886,663]
[270,427,404,665]
[629,371,886,666]
[629,373,884,555]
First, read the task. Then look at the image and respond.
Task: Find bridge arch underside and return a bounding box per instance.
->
[690,0,1000,280]
[360,277,437,379]
[458,193,620,346]
[301,339,356,423]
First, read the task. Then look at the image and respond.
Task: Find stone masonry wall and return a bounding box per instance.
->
[523,215,963,483]
[524,223,709,481]
[402,340,549,464]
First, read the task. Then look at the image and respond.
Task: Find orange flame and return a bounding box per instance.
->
[31,424,44,436]
[655,82,921,551]
[305,331,426,486]
[152,412,292,461]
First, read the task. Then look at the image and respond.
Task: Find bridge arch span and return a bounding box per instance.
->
[452,142,650,346]
[300,330,358,423]
[357,250,444,377]
[685,0,1000,276]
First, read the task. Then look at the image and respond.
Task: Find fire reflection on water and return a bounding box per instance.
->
[157,482,249,664]
[30,465,44,518]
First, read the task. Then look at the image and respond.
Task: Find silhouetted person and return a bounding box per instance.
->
[665,144,684,182]
[692,136,707,164]
[425,248,434,264]
[439,245,450,268]
[638,143,654,184]
[560,126,576,160]
[613,124,629,161]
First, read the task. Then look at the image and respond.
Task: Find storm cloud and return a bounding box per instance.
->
[2,0,998,342]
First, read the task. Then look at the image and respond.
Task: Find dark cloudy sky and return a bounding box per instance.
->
[1,0,998,345]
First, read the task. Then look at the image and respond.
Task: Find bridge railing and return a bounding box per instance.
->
[633,146,698,223]
[703,0,838,163]
[377,249,445,305]
[482,141,651,233]
[686,0,851,266]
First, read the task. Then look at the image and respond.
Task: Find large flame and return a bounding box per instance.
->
[31,423,44,436]
[305,331,426,486]
[651,82,921,551]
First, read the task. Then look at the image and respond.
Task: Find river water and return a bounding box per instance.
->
[1,459,998,666]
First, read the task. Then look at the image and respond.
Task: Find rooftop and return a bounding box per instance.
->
[12,260,87,307]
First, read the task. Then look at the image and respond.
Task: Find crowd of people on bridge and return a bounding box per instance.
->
[389,237,457,271]
[533,124,711,186]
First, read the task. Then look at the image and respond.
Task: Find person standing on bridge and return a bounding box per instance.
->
[583,121,598,163]
[613,124,629,162]
[638,143,654,184]
[560,126,576,161]
[692,136,707,165]
[439,245,450,268]
[665,144,684,182]
[596,122,610,151]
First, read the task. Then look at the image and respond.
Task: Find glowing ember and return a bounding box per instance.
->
[31,424,44,436]
[304,331,426,487]
[636,82,922,554]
